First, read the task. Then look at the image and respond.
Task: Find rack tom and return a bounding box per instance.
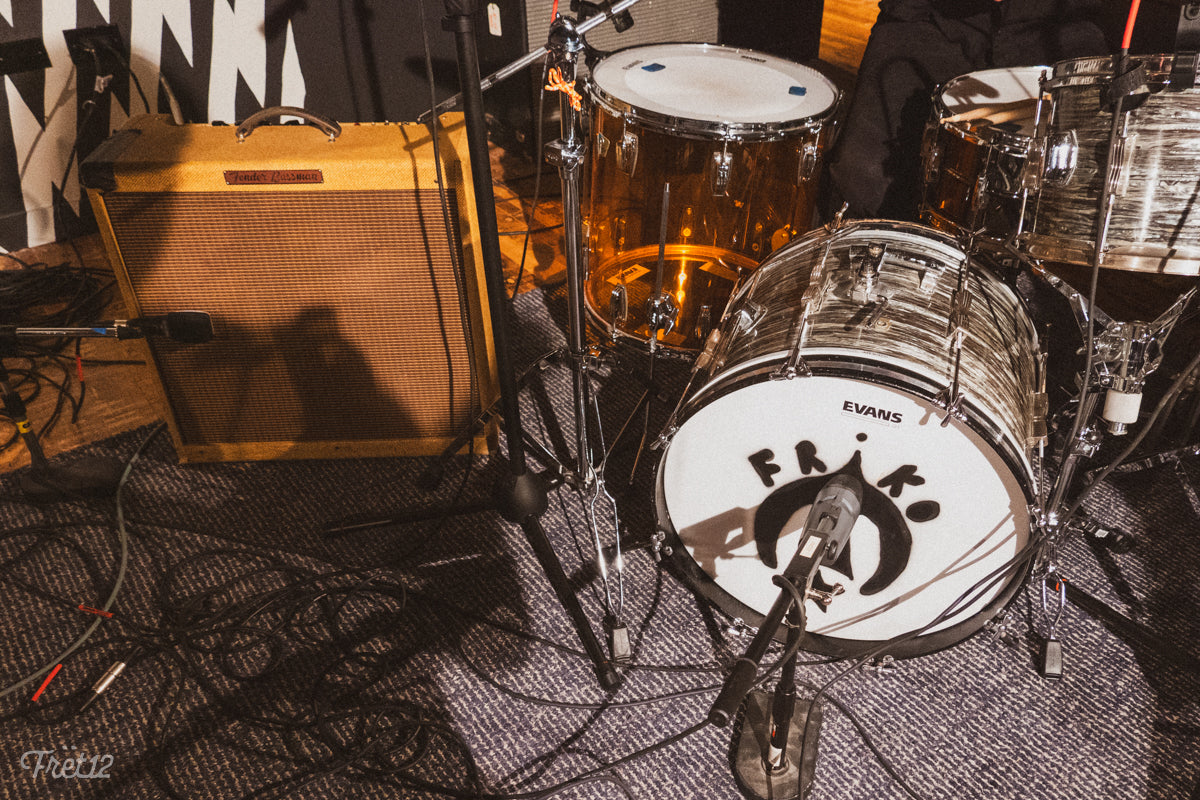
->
[584,43,840,352]
[1024,54,1200,275]
[921,66,1047,240]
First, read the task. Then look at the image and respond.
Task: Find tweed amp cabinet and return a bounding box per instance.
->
[81,110,498,463]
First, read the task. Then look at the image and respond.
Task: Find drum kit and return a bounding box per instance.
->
[442,0,1199,773]
[434,4,1200,796]
[520,24,1198,659]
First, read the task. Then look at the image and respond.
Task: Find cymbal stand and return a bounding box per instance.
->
[543,14,629,661]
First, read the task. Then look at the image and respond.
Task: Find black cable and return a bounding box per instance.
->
[0,422,164,700]
[509,62,553,300]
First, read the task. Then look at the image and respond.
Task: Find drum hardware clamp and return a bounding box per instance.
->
[648,528,672,561]
[983,610,1022,649]
[804,583,844,609]
[867,654,899,677]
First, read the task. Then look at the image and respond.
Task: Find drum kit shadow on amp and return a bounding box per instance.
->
[491,6,1200,797]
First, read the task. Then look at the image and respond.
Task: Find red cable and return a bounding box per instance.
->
[31,664,62,702]
[1121,0,1141,51]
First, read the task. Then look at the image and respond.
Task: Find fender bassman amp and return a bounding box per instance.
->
[81,109,498,462]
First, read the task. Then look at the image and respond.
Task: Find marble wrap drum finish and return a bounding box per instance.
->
[583,44,840,352]
[656,221,1041,656]
[1025,54,1200,275]
[920,66,1047,240]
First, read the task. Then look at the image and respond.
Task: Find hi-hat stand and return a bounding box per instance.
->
[1030,45,1200,678]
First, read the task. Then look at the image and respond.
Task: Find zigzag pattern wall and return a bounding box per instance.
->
[0,1,313,252]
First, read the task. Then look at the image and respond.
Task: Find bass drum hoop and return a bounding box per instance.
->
[655,351,1035,659]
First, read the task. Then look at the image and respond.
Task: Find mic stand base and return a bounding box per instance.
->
[19,455,126,501]
[734,690,821,800]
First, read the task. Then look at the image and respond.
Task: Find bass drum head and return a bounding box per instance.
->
[589,43,839,137]
[657,371,1032,658]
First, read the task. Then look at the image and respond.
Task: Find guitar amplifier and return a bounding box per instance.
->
[81,110,498,463]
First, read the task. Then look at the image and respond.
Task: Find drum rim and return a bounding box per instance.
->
[588,41,841,141]
[1044,53,1179,89]
[654,359,1036,658]
[1022,232,1200,276]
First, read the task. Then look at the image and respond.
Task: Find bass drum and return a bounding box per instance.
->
[656,221,1041,657]
[584,43,840,352]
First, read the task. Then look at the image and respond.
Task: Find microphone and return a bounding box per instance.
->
[110,312,214,343]
[793,474,863,568]
[5,311,214,344]
[708,474,864,727]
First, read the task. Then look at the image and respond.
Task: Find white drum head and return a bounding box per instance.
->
[939,66,1046,137]
[660,374,1030,651]
[590,43,838,128]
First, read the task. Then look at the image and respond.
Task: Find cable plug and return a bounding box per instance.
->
[79,661,125,711]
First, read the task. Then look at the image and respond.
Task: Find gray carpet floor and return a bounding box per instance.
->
[0,284,1197,800]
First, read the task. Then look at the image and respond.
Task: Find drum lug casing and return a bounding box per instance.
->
[921,120,941,185]
[797,142,820,183]
[617,120,638,176]
[594,130,610,159]
[1043,129,1078,187]
[710,148,733,196]
[1027,390,1049,448]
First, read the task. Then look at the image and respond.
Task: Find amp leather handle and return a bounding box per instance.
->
[235,106,342,143]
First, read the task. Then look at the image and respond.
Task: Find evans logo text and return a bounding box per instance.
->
[842,400,903,424]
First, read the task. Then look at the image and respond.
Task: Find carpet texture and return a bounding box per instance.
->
[1,283,1198,800]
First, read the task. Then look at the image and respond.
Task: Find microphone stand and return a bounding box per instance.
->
[708,475,862,800]
[439,0,619,690]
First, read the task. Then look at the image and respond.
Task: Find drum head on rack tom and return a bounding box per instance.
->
[589,43,839,136]
[938,66,1045,139]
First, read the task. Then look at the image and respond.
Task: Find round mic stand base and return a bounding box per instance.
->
[19,455,126,502]
[734,691,822,800]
